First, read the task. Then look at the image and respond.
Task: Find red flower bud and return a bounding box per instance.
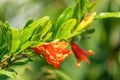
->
[71,42,94,68]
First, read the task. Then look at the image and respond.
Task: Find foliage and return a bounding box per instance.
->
[0,0,120,80]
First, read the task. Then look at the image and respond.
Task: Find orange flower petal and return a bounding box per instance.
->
[32,41,71,68]
[71,42,94,68]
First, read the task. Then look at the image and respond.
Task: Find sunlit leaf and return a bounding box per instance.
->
[20,16,49,45]
[54,7,73,38]
[3,23,11,53]
[79,0,88,18]
[42,32,52,41]
[31,20,51,41]
[40,21,51,40]
[10,28,20,53]
[15,41,44,55]
[95,12,120,19]
[55,19,76,40]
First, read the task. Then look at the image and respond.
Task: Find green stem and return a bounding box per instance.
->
[68,32,82,39]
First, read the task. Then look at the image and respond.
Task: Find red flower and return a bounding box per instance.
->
[32,41,71,68]
[71,42,94,68]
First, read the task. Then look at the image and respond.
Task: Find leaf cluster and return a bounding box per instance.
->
[0,0,120,78]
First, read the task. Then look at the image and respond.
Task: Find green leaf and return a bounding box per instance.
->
[10,28,20,53]
[0,69,17,78]
[83,29,95,34]
[21,41,44,49]
[0,24,5,47]
[31,34,41,41]
[11,58,31,66]
[23,18,34,29]
[6,29,11,52]
[54,7,73,38]
[0,22,10,58]
[0,44,9,60]
[40,21,51,40]
[87,0,100,13]
[95,12,120,19]
[20,16,50,45]
[79,0,88,18]
[55,19,76,40]
[15,41,44,56]
[31,20,52,41]
[11,61,28,66]
[42,32,52,41]
[0,23,3,46]
[3,23,11,53]
[74,0,88,21]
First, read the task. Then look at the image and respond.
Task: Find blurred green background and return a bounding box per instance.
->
[0,0,120,80]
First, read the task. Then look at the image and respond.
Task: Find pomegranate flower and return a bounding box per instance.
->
[71,42,94,68]
[32,41,71,68]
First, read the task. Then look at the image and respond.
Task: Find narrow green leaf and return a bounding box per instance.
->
[79,0,88,18]
[42,32,52,41]
[11,61,28,66]
[21,41,44,49]
[0,25,3,46]
[31,20,52,41]
[74,0,88,21]
[0,24,5,46]
[87,0,100,12]
[31,34,41,41]
[55,7,73,28]
[54,7,73,38]
[95,12,120,19]
[0,69,17,78]
[0,44,9,60]
[11,58,31,66]
[55,19,76,40]
[0,23,10,59]
[40,21,51,39]
[11,62,28,66]
[0,44,8,54]
[15,41,44,56]
[0,23,10,56]
[83,29,95,34]
[20,16,49,45]
[4,23,12,53]
[10,28,20,53]
[6,30,11,52]
[24,18,34,29]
